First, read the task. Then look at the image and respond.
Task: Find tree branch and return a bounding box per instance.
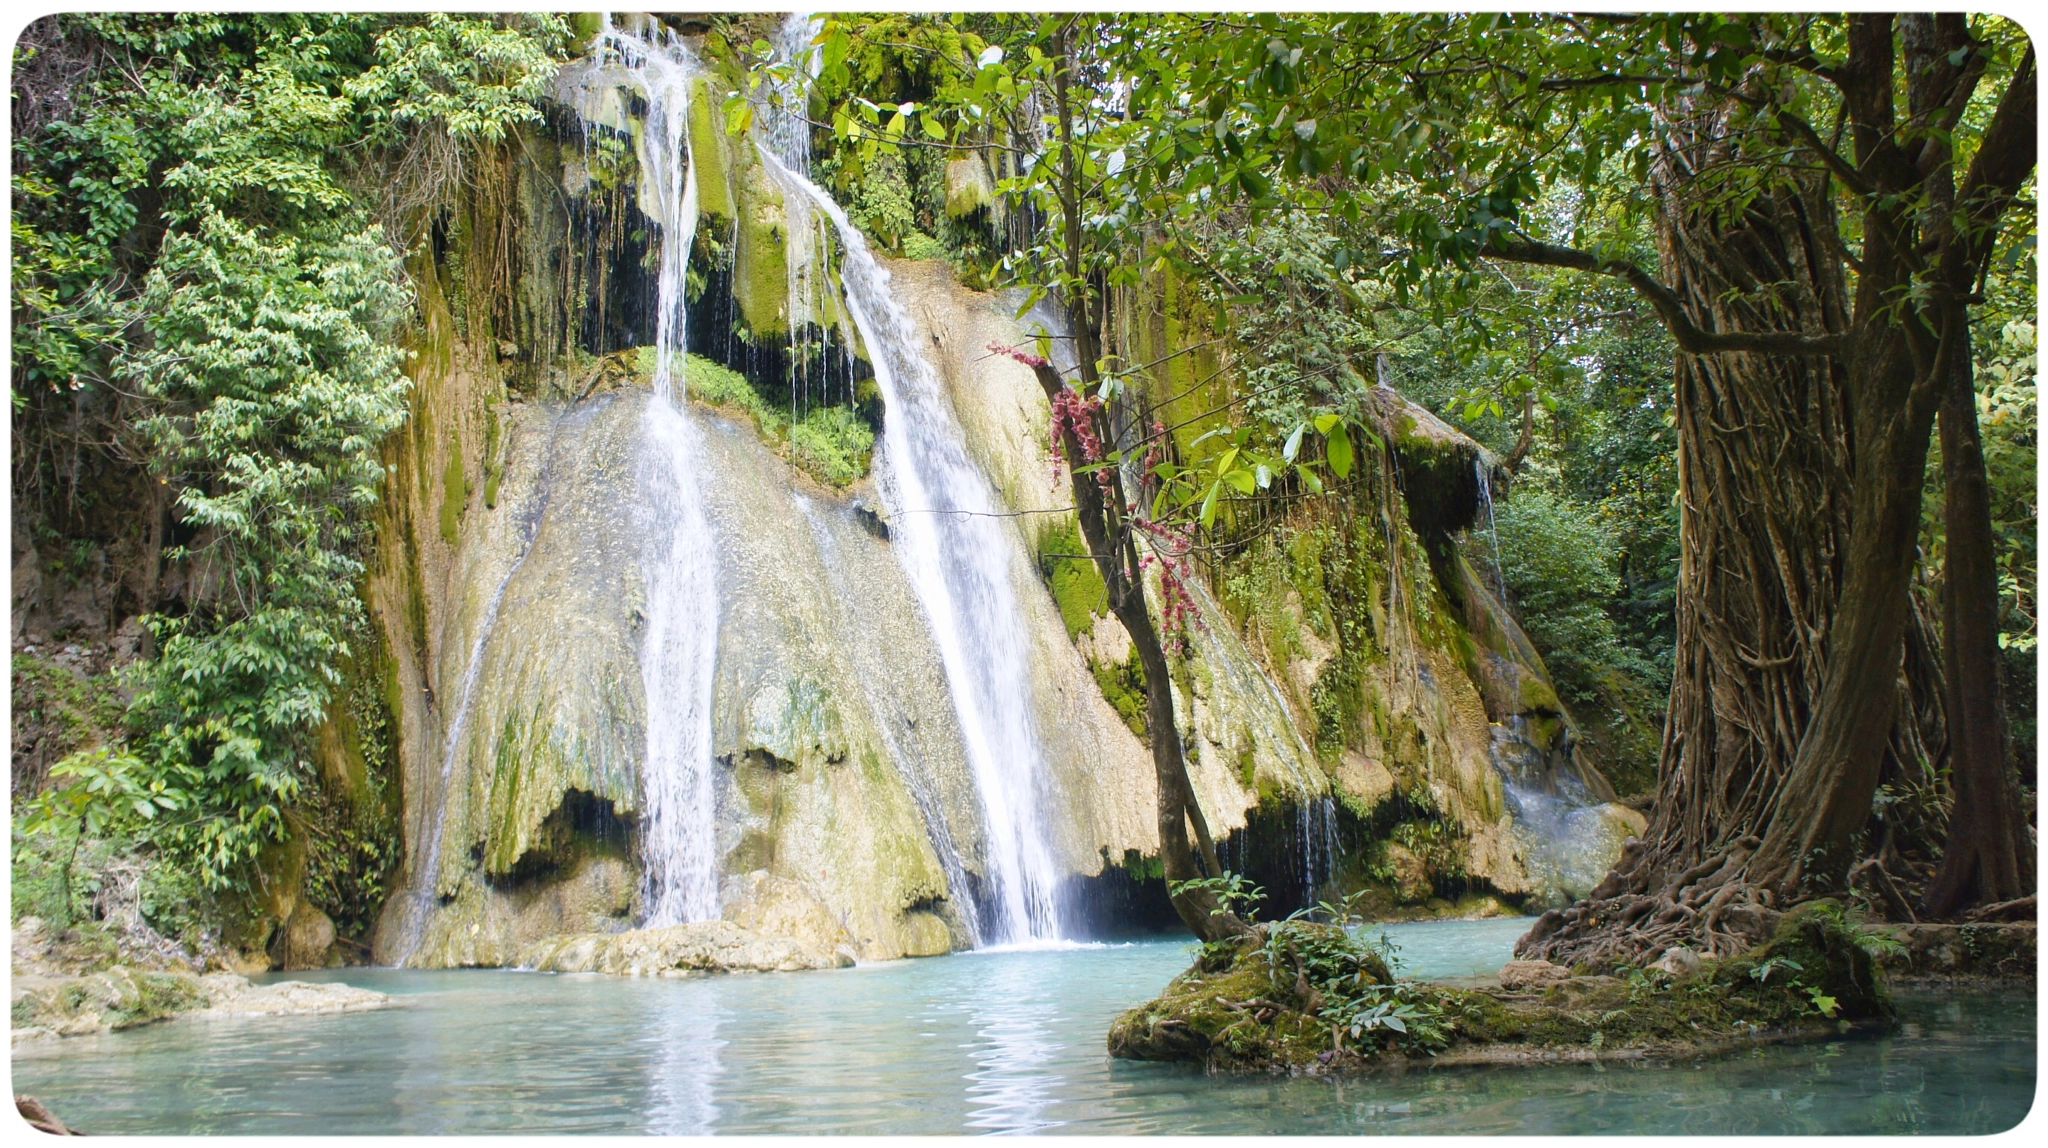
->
[1485,238,1852,357]
[1947,45,2036,288]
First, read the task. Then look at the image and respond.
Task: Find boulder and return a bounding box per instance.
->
[272,902,337,971]
[197,975,388,1017]
[1654,946,1703,978]
[1498,959,1571,990]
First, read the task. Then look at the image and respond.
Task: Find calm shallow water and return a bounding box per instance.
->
[11,918,2034,1134]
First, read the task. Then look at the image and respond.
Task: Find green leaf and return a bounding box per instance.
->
[1326,422,1353,478]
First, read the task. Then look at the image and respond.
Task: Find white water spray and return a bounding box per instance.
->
[760,151,1065,944]
[599,18,724,926]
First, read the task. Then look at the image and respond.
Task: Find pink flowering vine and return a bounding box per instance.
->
[1133,517,1206,655]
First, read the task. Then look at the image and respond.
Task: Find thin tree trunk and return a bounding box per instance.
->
[1025,352,1246,942]
[1924,323,2035,915]
[1037,26,1247,942]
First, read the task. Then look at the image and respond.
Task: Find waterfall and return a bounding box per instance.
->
[760,12,849,420]
[795,494,987,944]
[760,151,1065,945]
[762,12,821,172]
[600,19,724,926]
[1473,456,1509,603]
[1298,795,1338,906]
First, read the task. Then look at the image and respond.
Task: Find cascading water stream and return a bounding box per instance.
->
[794,494,986,943]
[598,18,723,926]
[759,150,1065,945]
[1473,456,1510,603]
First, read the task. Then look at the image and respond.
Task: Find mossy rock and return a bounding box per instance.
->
[13,967,210,1035]
[1109,905,1893,1074]
[1710,900,1893,1022]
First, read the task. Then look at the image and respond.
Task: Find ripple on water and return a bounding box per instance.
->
[10,919,2034,1135]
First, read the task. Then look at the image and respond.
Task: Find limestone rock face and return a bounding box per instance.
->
[381,375,1160,967]
[720,871,854,953]
[517,921,854,976]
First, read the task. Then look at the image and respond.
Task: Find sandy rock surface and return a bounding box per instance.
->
[195,974,390,1017]
[517,920,854,976]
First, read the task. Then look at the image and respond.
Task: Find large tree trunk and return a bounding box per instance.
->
[1633,156,1850,901]
[1519,97,1944,967]
[1923,327,2036,915]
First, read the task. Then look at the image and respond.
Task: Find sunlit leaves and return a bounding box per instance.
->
[344,12,569,145]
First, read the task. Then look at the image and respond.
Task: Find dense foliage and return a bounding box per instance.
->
[11,13,567,896]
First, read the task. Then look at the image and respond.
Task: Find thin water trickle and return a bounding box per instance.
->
[1473,456,1509,603]
[760,149,1065,944]
[390,398,577,965]
[598,17,723,926]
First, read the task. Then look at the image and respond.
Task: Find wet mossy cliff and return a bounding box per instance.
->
[327,17,1649,966]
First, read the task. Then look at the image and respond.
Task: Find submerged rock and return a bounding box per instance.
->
[516,920,854,977]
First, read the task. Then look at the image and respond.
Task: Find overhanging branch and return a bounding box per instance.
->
[1486,237,1852,357]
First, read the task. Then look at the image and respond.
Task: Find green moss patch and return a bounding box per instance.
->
[14,966,210,1033]
[1036,519,1106,639]
[1091,653,1149,739]
[654,351,875,487]
[438,445,469,544]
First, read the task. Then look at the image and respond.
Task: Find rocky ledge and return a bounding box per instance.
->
[1872,921,2035,983]
[12,968,388,1044]
[516,920,856,977]
[1108,902,1894,1075]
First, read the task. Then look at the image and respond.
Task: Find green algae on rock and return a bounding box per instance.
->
[1107,902,1897,1074]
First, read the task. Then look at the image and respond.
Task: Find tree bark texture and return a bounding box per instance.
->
[1027,356,1246,943]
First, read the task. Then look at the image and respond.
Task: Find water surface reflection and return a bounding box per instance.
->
[10,919,2032,1135]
